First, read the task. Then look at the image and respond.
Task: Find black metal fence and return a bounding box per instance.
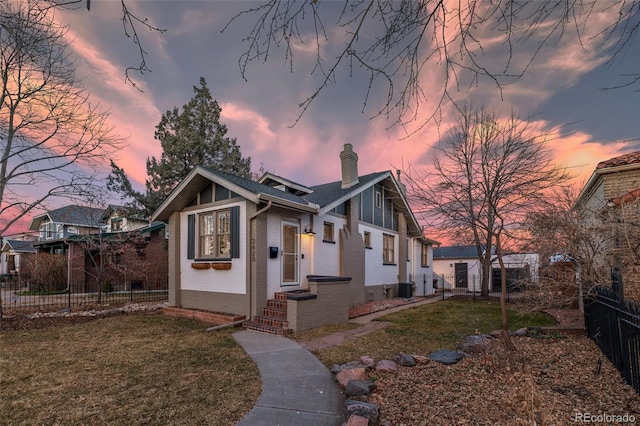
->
[433,273,521,302]
[1,274,168,315]
[584,276,640,394]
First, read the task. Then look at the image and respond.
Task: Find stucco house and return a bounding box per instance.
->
[433,245,537,292]
[152,144,437,332]
[433,245,485,291]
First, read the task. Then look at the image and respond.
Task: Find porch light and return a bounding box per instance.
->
[304,226,316,235]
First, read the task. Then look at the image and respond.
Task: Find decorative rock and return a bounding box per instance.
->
[331,361,366,374]
[346,414,370,426]
[411,354,430,364]
[394,353,417,367]
[360,355,375,368]
[458,334,492,356]
[490,329,513,338]
[515,327,528,336]
[346,400,379,426]
[337,367,366,387]
[375,359,398,373]
[345,379,377,397]
[429,349,463,365]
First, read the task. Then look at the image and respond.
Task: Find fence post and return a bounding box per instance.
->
[612,267,625,306]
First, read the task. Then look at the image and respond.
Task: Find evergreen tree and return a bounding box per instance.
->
[108,77,252,216]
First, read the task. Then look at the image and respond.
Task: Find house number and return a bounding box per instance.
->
[251,238,256,262]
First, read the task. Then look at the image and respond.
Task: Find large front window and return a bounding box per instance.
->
[199,209,231,258]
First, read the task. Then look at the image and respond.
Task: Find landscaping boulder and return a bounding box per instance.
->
[346,414,370,426]
[337,368,366,387]
[394,353,417,367]
[458,334,492,356]
[346,400,379,426]
[429,349,463,365]
[345,379,377,397]
[360,355,375,368]
[331,360,366,374]
[375,359,398,373]
[411,354,430,364]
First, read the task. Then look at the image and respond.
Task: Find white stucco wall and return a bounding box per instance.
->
[433,258,483,291]
[312,214,344,277]
[179,202,246,294]
[359,223,398,286]
[410,239,436,296]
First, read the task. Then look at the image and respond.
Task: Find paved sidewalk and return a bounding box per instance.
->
[233,295,447,425]
[233,330,345,426]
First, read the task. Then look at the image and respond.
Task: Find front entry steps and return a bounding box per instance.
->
[243,292,292,336]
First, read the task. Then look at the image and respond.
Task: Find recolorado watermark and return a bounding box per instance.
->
[573,412,636,423]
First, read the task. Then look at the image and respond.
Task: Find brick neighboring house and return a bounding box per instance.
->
[575,151,640,300]
[29,205,168,293]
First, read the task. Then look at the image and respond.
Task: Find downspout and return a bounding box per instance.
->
[248,201,272,321]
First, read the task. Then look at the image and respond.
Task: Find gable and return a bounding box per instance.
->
[152,167,319,222]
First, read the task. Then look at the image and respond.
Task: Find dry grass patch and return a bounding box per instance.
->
[0,314,260,425]
[308,300,557,366]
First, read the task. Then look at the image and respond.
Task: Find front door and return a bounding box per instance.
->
[281,222,299,286]
[454,263,468,288]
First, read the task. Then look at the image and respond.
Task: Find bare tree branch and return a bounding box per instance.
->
[0,1,124,235]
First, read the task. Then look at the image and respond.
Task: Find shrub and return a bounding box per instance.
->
[24,254,67,293]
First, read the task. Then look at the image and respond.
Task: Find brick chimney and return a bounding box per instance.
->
[340,143,359,189]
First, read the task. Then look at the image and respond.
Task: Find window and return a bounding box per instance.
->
[375,190,382,209]
[188,206,239,260]
[421,244,429,267]
[383,234,395,264]
[323,222,334,243]
[199,209,231,258]
[111,218,123,231]
[363,231,371,248]
[40,221,54,240]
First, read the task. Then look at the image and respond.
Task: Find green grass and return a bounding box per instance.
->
[0,314,260,426]
[308,299,557,366]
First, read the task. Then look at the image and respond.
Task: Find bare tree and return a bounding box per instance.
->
[521,186,611,312]
[406,106,571,348]
[227,1,640,128]
[0,1,123,236]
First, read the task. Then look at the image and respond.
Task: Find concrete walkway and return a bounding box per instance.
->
[233,295,446,425]
[233,330,345,426]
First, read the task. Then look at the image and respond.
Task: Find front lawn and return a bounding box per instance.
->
[302,299,557,366]
[0,314,260,425]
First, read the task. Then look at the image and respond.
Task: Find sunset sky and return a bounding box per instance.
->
[13,1,640,232]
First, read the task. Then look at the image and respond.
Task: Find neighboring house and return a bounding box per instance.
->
[25,204,167,292]
[491,253,539,291]
[33,221,168,292]
[152,144,438,331]
[575,150,640,299]
[0,234,37,276]
[29,205,105,242]
[101,205,150,233]
[433,245,537,292]
[433,245,485,291]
